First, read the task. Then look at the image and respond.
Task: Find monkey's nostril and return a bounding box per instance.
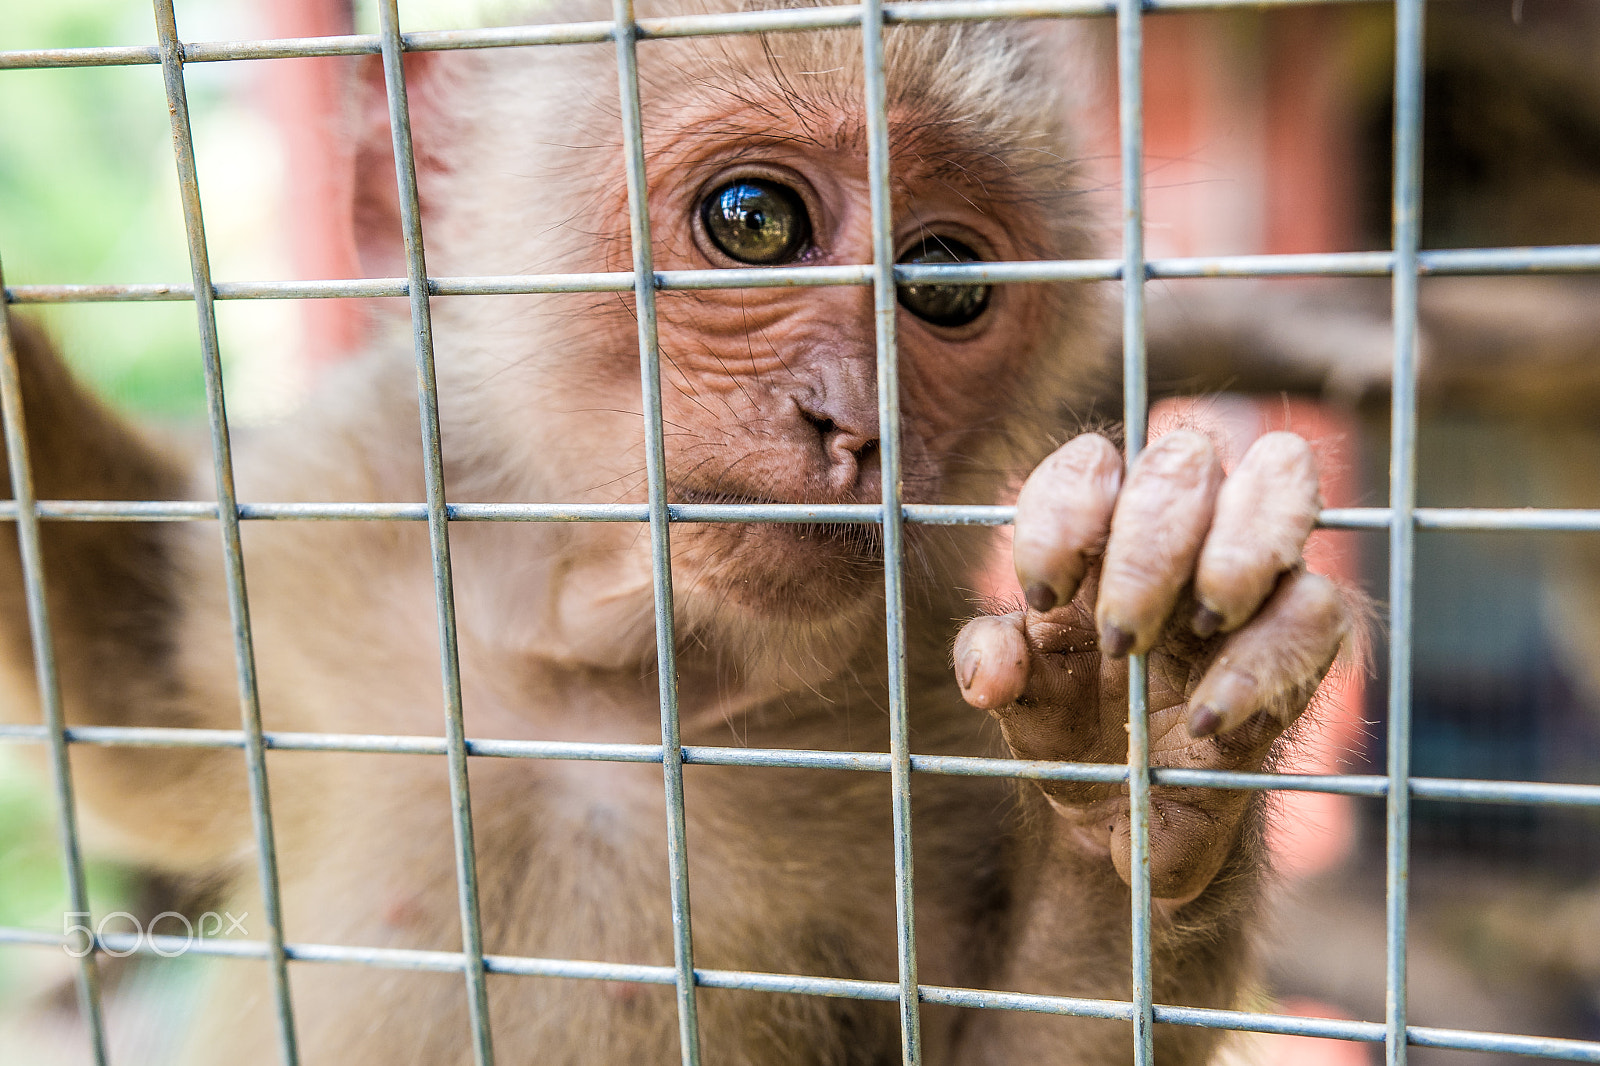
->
[811,416,875,462]
[804,412,838,439]
[796,397,878,490]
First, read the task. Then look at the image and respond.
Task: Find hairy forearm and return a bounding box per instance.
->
[0,312,249,867]
[956,789,1265,1065]
[0,312,190,712]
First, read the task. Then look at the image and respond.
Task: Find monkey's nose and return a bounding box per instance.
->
[797,402,881,497]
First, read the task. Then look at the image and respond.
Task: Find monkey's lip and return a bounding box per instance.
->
[669,486,887,564]
[669,486,881,519]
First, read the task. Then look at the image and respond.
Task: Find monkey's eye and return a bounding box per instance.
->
[895,237,990,328]
[700,179,811,265]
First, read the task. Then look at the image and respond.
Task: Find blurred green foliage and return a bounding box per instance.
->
[0,0,509,1012]
[1,0,207,1001]
[0,751,135,1002]
[0,0,211,416]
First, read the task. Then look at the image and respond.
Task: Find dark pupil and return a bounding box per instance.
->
[702,180,809,265]
[896,238,990,327]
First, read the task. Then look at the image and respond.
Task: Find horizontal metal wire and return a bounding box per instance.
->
[1,722,1596,808]
[0,500,1596,532]
[7,245,1600,306]
[0,0,1397,72]
[0,926,1595,1061]
[6,3,1598,1060]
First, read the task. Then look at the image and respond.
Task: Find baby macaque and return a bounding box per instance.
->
[0,2,1348,1062]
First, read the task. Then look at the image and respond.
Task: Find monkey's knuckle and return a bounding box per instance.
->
[1025,442,1123,523]
[1096,568,1169,623]
[972,609,1025,632]
[1125,476,1214,523]
[1010,516,1052,552]
[1014,516,1092,563]
[1066,431,1118,452]
[1015,465,1057,504]
[1292,572,1346,630]
[1056,432,1125,481]
[1140,429,1216,475]
[1249,430,1316,472]
[1197,578,1260,626]
[1203,537,1290,580]
[1050,431,1110,466]
[1273,538,1310,572]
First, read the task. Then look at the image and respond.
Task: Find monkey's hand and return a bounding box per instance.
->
[952,430,1350,904]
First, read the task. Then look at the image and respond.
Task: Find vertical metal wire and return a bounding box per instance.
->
[148,4,299,1062]
[609,1,704,1062]
[372,5,495,1063]
[1386,0,1425,1062]
[0,4,1485,1063]
[0,256,110,1066]
[1114,0,1154,1062]
[858,3,923,1062]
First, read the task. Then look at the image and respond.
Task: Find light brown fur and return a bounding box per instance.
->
[0,5,1293,1063]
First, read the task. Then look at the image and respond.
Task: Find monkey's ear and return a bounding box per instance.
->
[350,52,453,280]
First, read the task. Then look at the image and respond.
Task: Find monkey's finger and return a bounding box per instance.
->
[1011,434,1123,613]
[954,612,1030,711]
[987,624,1108,777]
[1186,570,1349,739]
[1095,431,1223,657]
[1192,432,1321,638]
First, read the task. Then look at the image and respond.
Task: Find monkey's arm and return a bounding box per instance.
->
[950,786,1266,1065]
[0,311,249,868]
[1146,276,1600,416]
[0,312,190,689]
[950,431,1348,1062]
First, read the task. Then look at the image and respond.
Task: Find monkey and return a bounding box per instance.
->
[0,2,1351,1063]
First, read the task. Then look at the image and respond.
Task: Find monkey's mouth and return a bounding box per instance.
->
[669,487,885,559]
[669,485,889,616]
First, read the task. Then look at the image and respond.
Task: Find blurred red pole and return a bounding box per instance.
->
[1264,6,1360,256]
[1258,8,1367,881]
[1140,9,1370,880]
[260,0,365,366]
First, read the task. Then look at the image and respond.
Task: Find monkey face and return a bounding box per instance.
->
[638,138,1044,622]
[613,35,1092,630]
[414,21,1101,663]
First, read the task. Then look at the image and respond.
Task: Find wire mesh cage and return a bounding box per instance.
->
[2,1,1600,1064]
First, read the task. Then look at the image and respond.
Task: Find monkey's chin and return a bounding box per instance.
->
[677,522,887,629]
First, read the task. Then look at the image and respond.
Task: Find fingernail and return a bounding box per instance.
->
[1100,623,1133,657]
[1190,669,1257,737]
[1188,705,1222,738]
[1024,582,1057,613]
[957,647,981,690]
[1192,604,1223,639]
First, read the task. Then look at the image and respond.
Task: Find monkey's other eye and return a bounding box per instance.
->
[700,179,811,265]
[896,237,990,328]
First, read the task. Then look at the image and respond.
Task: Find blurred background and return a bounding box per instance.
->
[2,0,1599,1063]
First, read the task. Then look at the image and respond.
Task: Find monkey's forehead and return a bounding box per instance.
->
[466,0,1083,143]
[459,2,1084,186]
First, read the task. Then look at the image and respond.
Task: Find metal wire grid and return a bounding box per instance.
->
[2,0,1600,1064]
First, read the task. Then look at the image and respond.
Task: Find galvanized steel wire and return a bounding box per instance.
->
[2,0,1600,1064]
